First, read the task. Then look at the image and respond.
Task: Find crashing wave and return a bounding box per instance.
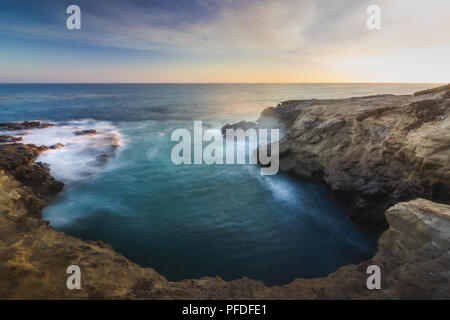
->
[1,119,122,183]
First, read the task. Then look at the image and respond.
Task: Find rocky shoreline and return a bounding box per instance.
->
[0,85,449,299]
[225,84,450,232]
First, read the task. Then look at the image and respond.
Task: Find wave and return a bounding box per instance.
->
[7,119,122,183]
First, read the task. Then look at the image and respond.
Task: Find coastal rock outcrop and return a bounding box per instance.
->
[263,198,450,299]
[0,143,63,214]
[226,87,450,230]
[373,199,450,299]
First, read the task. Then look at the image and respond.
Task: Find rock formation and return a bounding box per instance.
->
[0,121,53,131]
[225,86,450,231]
[0,85,449,299]
[74,129,98,136]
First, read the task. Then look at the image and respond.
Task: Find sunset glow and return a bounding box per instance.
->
[0,0,449,83]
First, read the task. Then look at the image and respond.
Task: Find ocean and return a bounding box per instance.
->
[0,83,437,285]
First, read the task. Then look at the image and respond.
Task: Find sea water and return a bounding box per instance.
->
[0,83,437,285]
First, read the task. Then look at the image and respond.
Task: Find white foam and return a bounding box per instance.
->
[15,119,122,183]
[257,174,302,208]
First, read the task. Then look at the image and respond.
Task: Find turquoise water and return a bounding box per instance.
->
[0,83,437,285]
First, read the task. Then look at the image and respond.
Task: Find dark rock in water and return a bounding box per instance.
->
[26,144,48,153]
[97,154,110,164]
[0,135,23,143]
[74,129,97,136]
[0,121,53,131]
[48,143,65,149]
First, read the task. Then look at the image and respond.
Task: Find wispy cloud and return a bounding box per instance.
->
[0,0,449,82]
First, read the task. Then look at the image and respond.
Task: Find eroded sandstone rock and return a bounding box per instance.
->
[0,143,63,215]
[225,88,450,230]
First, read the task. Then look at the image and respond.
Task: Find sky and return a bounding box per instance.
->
[0,0,449,83]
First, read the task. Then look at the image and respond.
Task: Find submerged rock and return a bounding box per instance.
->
[48,143,65,149]
[74,129,98,136]
[96,153,110,164]
[0,121,53,131]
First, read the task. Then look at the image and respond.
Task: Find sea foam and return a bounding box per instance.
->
[15,119,122,183]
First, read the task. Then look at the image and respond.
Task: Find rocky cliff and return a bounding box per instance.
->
[225,85,450,230]
[1,86,449,299]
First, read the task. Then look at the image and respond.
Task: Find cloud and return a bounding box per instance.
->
[1,0,449,82]
[4,0,449,56]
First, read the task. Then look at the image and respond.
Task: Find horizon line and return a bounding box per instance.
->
[0,81,446,85]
